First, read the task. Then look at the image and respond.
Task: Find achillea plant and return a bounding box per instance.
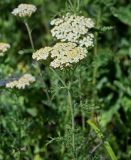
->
[1,4,37,90]
[31,12,95,159]
[8,7,96,158]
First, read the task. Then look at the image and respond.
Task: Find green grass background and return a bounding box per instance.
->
[0,0,131,159]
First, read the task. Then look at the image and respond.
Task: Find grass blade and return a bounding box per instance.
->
[87,119,117,160]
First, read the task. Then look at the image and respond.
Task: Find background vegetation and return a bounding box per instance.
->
[0,0,131,159]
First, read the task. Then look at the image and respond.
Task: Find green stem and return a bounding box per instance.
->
[87,119,117,160]
[51,69,76,159]
[92,34,97,86]
[24,21,35,51]
[82,111,85,131]
[67,89,76,159]
[24,21,51,102]
[50,68,66,88]
[92,10,101,86]
[79,75,85,131]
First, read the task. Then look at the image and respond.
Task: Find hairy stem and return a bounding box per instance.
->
[92,10,101,86]
[24,21,35,51]
[68,89,76,159]
[50,68,66,87]
[24,21,51,102]
[79,75,85,131]
[92,33,98,86]
[51,69,76,159]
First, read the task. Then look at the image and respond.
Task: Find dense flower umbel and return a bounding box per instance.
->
[32,47,52,61]
[12,4,37,18]
[50,13,94,48]
[32,42,87,69]
[6,74,35,89]
[33,13,94,69]
[50,42,87,69]
[0,42,10,56]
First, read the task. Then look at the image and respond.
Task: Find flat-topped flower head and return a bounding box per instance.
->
[50,13,95,47]
[32,42,87,69]
[0,42,10,56]
[50,42,87,69]
[6,74,35,89]
[12,4,37,18]
[32,47,52,61]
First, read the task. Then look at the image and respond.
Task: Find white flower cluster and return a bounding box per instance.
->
[6,74,35,89]
[50,13,94,48]
[12,4,37,18]
[33,42,87,69]
[0,42,10,56]
[50,42,87,69]
[32,47,52,61]
[33,13,95,69]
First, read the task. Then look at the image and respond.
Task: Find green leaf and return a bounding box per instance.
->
[99,104,120,127]
[33,154,41,160]
[112,5,131,26]
[87,119,117,160]
[26,108,38,117]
